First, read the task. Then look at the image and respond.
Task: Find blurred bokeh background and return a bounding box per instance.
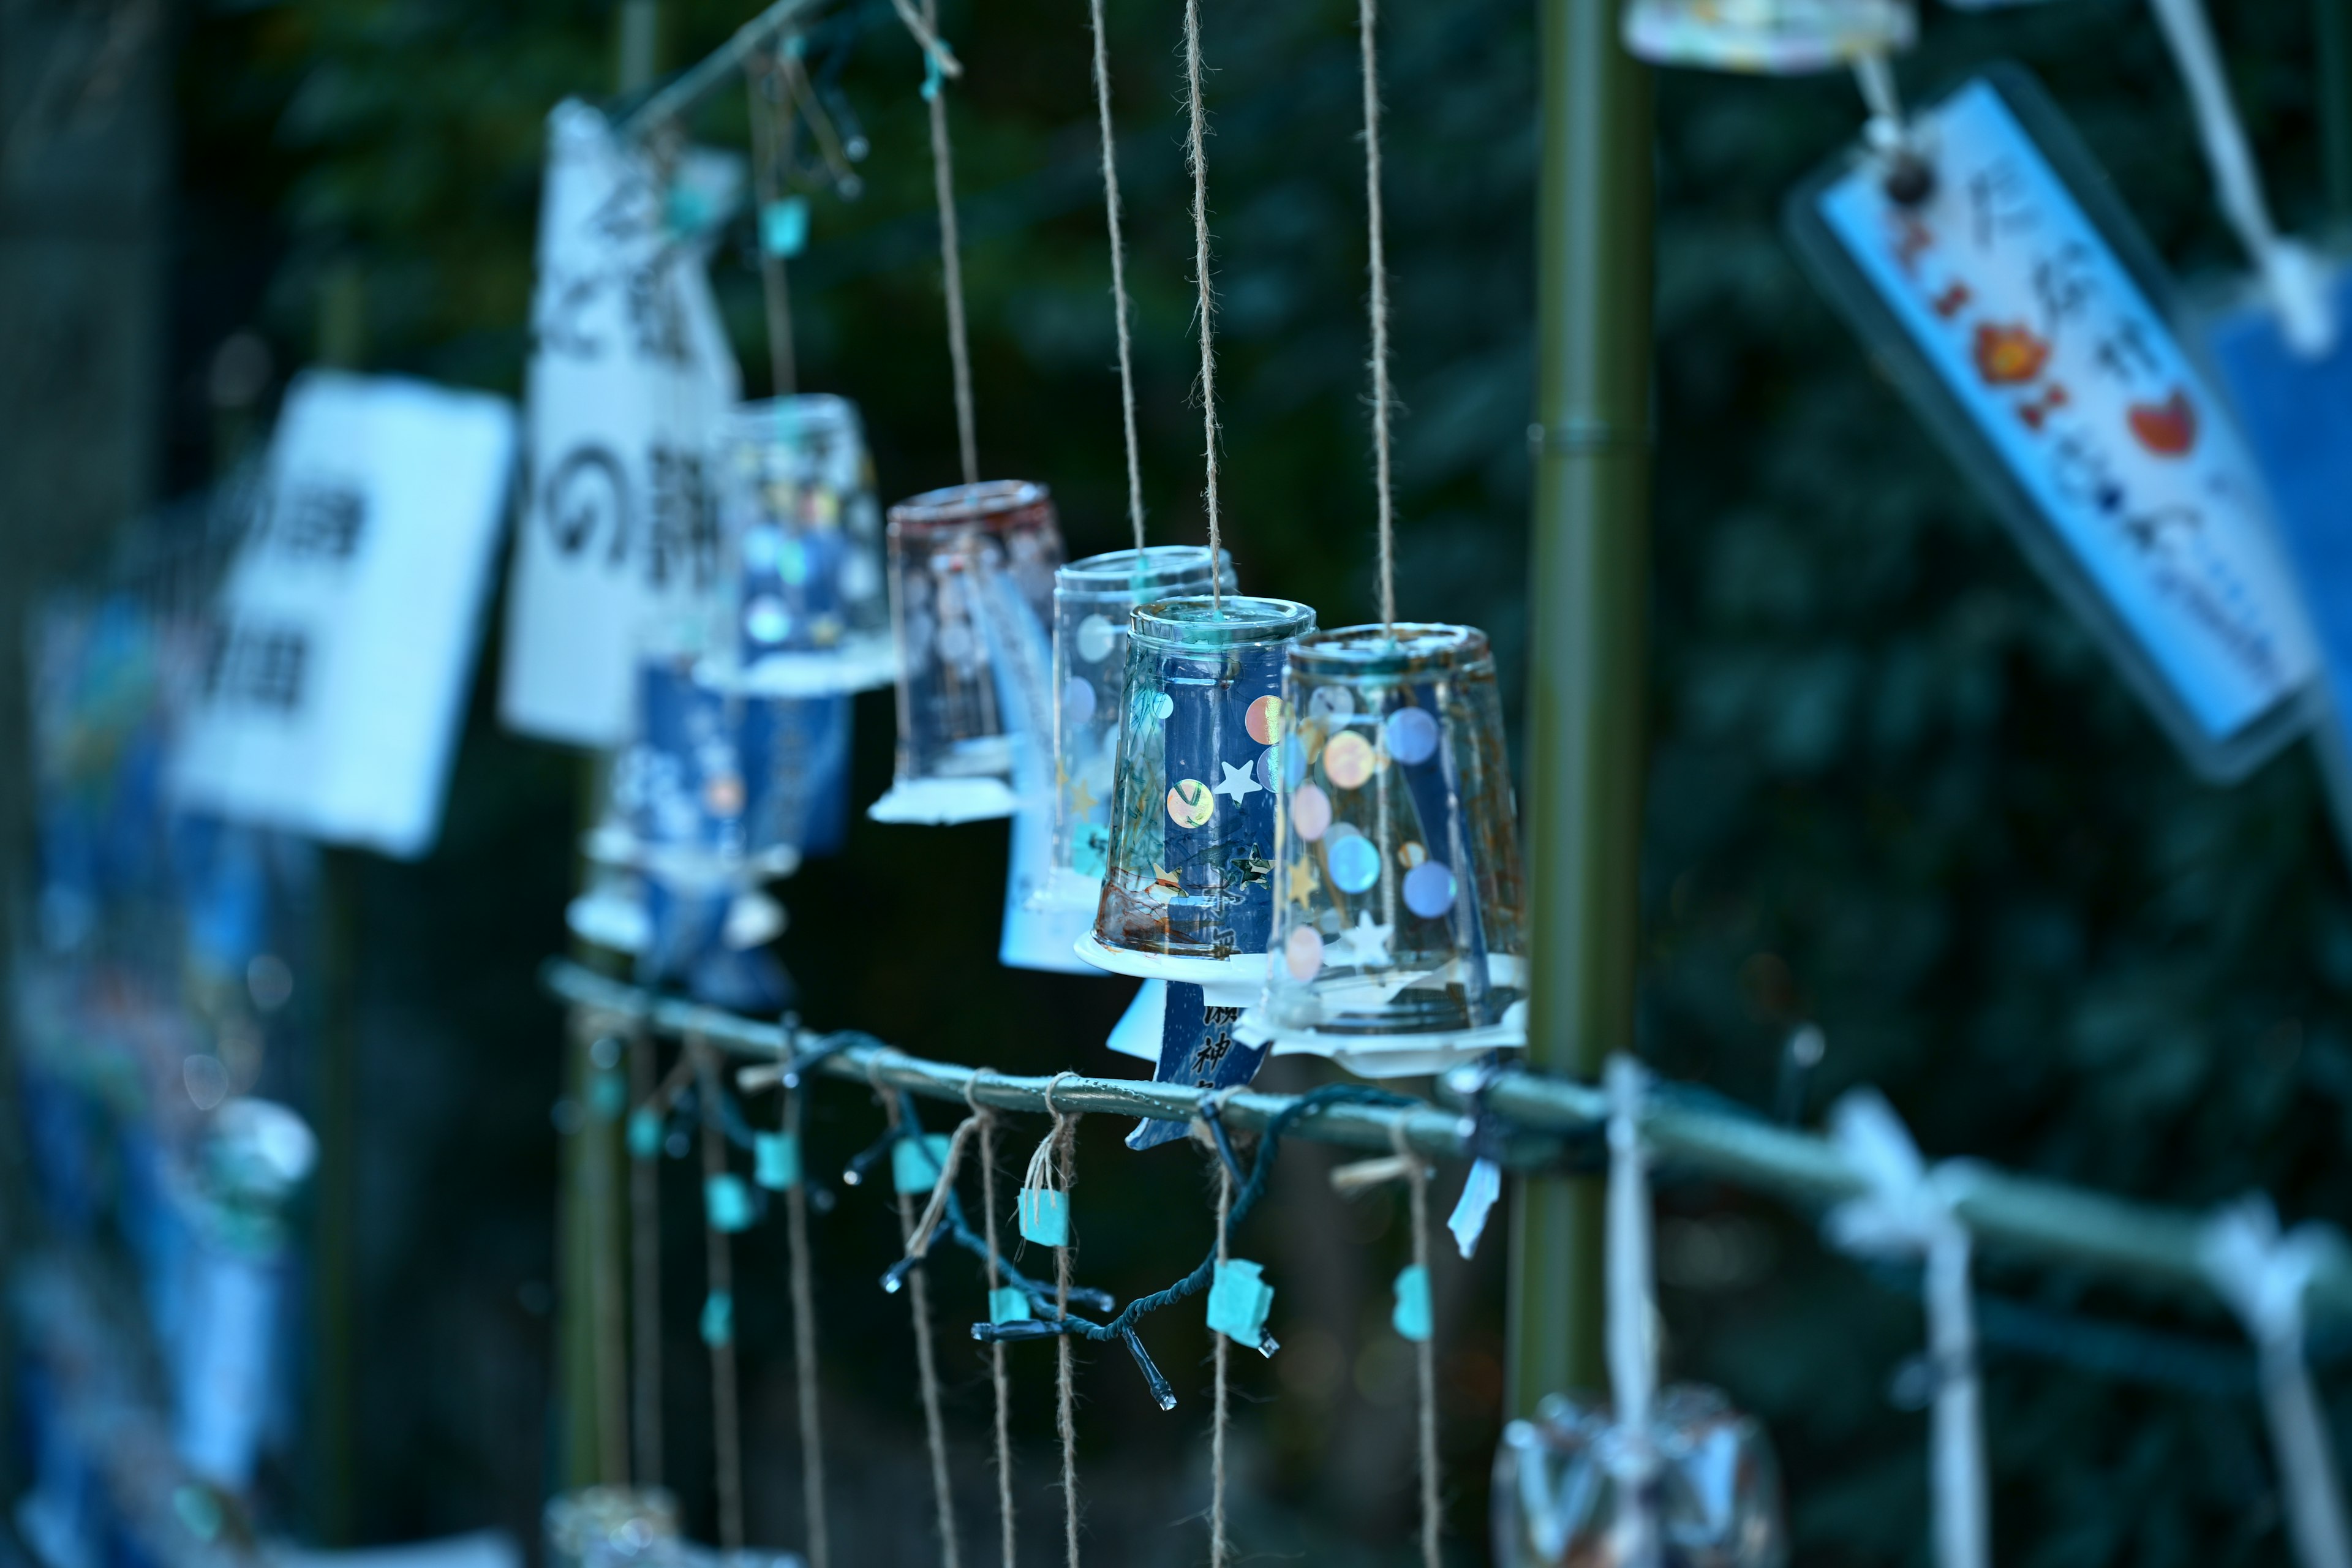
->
[5,0,2351,1563]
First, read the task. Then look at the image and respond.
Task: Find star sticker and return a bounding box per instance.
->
[1212,760,1264,805]
[1337,911,1393,970]
[1286,860,1319,906]
[1069,776,1099,816]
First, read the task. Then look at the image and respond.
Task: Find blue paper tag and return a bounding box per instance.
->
[755,1131,801,1191]
[760,196,810,259]
[1205,1258,1275,1344]
[989,1286,1033,1325]
[706,1172,754,1233]
[1018,1187,1070,1246]
[892,1132,952,1194]
[1392,1264,1433,1343]
[627,1107,663,1160]
[700,1291,734,1348]
[1126,982,1269,1153]
[1448,1158,1502,1260]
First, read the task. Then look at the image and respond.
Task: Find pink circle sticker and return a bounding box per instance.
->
[1291,782,1332,842]
[1167,779,1215,828]
[1323,730,1375,790]
[1246,694,1285,745]
[1284,925,1325,981]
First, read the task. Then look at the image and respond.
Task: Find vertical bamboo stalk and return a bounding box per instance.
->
[1507,0,1654,1415]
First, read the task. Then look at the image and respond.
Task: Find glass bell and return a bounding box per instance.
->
[1038,546,1237,912]
[870,480,1065,825]
[1079,595,1317,1004]
[1243,624,1527,1078]
[720,394,894,697]
[1619,0,1913,74]
[1493,1385,1788,1568]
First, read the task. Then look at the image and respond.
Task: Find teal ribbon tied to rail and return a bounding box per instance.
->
[706,1173,755,1233]
[893,1133,953,1194]
[755,1131,801,1191]
[700,1290,734,1348]
[1018,1186,1069,1246]
[1392,1264,1433,1343]
[1207,1258,1275,1344]
[627,1107,663,1160]
[989,1286,1032,1325]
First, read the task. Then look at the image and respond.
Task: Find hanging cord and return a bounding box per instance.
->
[692,1035,747,1552]
[878,1065,964,1568]
[629,1028,663,1489]
[1355,0,1396,631]
[1822,1088,1986,1568]
[2201,1198,2352,1568]
[2146,0,2335,355]
[967,1076,1017,1568]
[745,47,799,396]
[899,0,979,482]
[1208,1130,1235,1568]
[1603,1057,1660,1568]
[1087,0,1147,551]
[779,1039,831,1568]
[1180,0,1223,612]
[1047,1079,1083,1568]
[1850,54,1933,207]
[1388,1121,1439,1568]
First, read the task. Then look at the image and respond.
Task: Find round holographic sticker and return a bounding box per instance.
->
[1076,614,1117,664]
[1328,832,1381,895]
[1063,677,1097,726]
[1398,840,1427,869]
[1246,694,1284,745]
[1291,782,1332,842]
[745,595,791,646]
[704,774,745,817]
[1167,779,1216,828]
[1308,686,1355,720]
[1403,860,1457,918]
[1384,706,1440,766]
[1323,731,1376,790]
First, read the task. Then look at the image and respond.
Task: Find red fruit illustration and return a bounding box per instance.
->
[2127,389,2197,456]
[1973,322,2051,385]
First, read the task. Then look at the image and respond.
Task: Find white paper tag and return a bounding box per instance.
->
[497,100,743,747]
[172,371,517,857]
[1793,72,2315,778]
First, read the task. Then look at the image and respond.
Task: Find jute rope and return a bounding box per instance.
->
[1391,1122,1439,1568]
[1356,0,1396,629]
[1180,0,1223,612]
[1047,1079,1082,1568]
[692,1035,745,1551]
[745,49,798,395]
[877,1065,963,1568]
[1087,0,1146,551]
[629,1028,663,1488]
[967,1075,1017,1568]
[902,0,979,484]
[782,1041,831,1568]
[1210,1145,1234,1568]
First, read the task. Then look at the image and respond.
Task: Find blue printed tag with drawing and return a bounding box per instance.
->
[1126,981,1270,1153]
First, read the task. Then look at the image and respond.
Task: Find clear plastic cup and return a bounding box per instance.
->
[1620,0,1912,73]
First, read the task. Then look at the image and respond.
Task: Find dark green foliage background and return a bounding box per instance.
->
[170,0,2351,1560]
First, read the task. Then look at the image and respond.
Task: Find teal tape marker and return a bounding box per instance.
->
[1017,1187,1070,1246]
[761,197,810,258]
[989,1286,1032,1325]
[706,1173,754,1233]
[700,1291,734,1348]
[627,1107,663,1160]
[892,1133,952,1194]
[1392,1264,1432,1343]
[755,1131,801,1191]
[1205,1259,1275,1344]
[589,1069,628,1121]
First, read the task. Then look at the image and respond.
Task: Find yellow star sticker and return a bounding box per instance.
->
[1286,859,1319,906]
[1069,776,1099,816]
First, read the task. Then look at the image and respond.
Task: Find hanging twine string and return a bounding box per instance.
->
[1047,1080,1083,1568]
[2146,0,2335,355]
[1209,1144,1234,1568]
[1355,0,1396,630]
[629,1028,663,1489]
[1822,1088,1986,1568]
[2200,1198,2352,1568]
[966,1076,1017,1568]
[1087,0,1147,552]
[745,48,798,396]
[1389,1122,1439,1568]
[1180,0,1223,614]
[876,1068,965,1568]
[901,0,979,482]
[1603,1057,1660,1568]
[780,1042,832,1568]
[693,1035,747,1552]
[902,1111,984,1263]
